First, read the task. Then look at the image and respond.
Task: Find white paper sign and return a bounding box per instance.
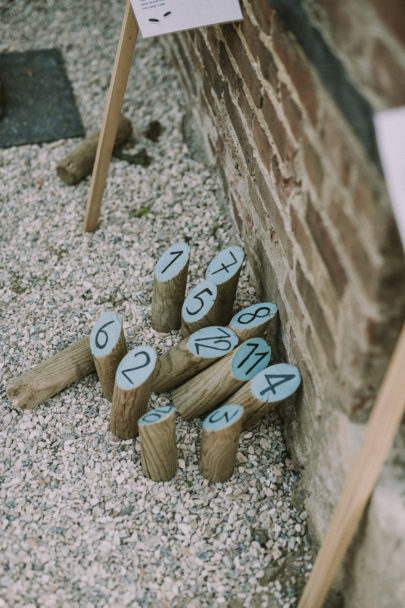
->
[374,107,405,252]
[130,0,242,38]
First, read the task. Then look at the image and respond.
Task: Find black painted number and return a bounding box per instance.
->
[121,351,151,385]
[211,251,237,276]
[237,342,269,375]
[142,406,173,424]
[95,320,115,349]
[186,288,213,316]
[208,408,238,425]
[237,306,270,325]
[161,250,183,274]
[260,373,296,397]
[194,328,233,355]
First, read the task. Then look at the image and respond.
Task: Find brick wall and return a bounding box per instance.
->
[162,1,405,605]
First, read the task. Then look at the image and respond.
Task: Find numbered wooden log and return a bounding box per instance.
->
[138,405,177,481]
[151,325,239,393]
[151,241,190,332]
[205,245,245,325]
[229,302,278,341]
[200,404,243,482]
[172,337,271,420]
[224,363,301,430]
[181,279,220,337]
[6,336,95,410]
[110,345,157,439]
[90,311,128,401]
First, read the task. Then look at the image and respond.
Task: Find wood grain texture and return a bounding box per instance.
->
[83,0,138,231]
[6,336,95,409]
[224,381,282,430]
[200,405,243,482]
[139,407,178,481]
[57,115,132,185]
[213,269,242,326]
[110,378,151,439]
[298,322,405,608]
[151,262,189,332]
[93,326,127,402]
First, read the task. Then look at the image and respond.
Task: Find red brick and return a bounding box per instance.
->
[302,137,324,197]
[321,111,352,188]
[306,198,348,297]
[237,14,260,59]
[271,157,295,204]
[230,192,243,233]
[223,31,264,108]
[258,40,279,92]
[247,0,274,34]
[281,83,302,142]
[223,85,254,167]
[290,205,313,270]
[369,0,405,46]
[262,93,294,169]
[371,40,405,106]
[252,117,272,172]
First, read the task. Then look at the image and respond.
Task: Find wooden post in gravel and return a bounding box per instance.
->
[172,338,271,419]
[138,405,177,481]
[151,325,239,393]
[57,115,132,185]
[110,345,157,439]
[90,311,127,401]
[229,302,278,341]
[181,280,220,337]
[200,404,243,482]
[6,336,95,410]
[151,242,190,332]
[205,246,244,325]
[224,363,301,430]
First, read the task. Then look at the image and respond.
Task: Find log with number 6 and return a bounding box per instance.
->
[224,363,301,430]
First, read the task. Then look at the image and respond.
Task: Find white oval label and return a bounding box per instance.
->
[115,345,157,390]
[90,311,122,357]
[231,338,271,381]
[155,241,190,282]
[203,404,243,431]
[182,280,217,323]
[230,302,277,330]
[188,326,238,358]
[251,363,301,402]
[205,245,244,285]
[138,405,174,426]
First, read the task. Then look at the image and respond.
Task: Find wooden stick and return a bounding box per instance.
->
[151,325,239,393]
[6,336,95,410]
[205,246,244,325]
[57,115,132,185]
[151,242,190,332]
[110,345,157,439]
[224,363,301,430]
[200,404,243,482]
[83,0,138,232]
[297,322,405,608]
[172,338,271,420]
[90,311,128,401]
[229,302,278,341]
[138,405,178,481]
[181,280,220,337]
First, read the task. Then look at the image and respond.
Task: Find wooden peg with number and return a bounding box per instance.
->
[138,405,178,481]
[90,311,128,401]
[151,325,239,393]
[151,242,190,332]
[110,345,157,439]
[225,363,301,430]
[172,337,271,419]
[200,404,243,482]
[205,245,244,325]
[181,279,220,337]
[229,302,278,341]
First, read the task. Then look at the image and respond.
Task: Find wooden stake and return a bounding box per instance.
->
[172,338,271,419]
[298,322,405,608]
[83,0,138,232]
[90,311,128,401]
[200,404,243,482]
[229,302,278,341]
[138,405,178,481]
[224,363,301,430]
[151,325,239,393]
[57,115,132,185]
[205,246,244,325]
[110,345,157,439]
[181,279,220,337]
[6,336,94,410]
[151,241,190,332]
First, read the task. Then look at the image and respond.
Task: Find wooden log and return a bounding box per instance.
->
[172,337,271,420]
[205,245,245,325]
[229,302,278,341]
[181,279,220,337]
[151,325,239,393]
[90,311,128,401]
[6,336,95,410]
[200,404,243,482]
[110,345,157,439]
[138,405,178,481]
[151,241,190,332]
[57,114,133,185]
[224,363,301,430]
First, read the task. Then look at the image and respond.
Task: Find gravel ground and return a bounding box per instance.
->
[0,2,313,606]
